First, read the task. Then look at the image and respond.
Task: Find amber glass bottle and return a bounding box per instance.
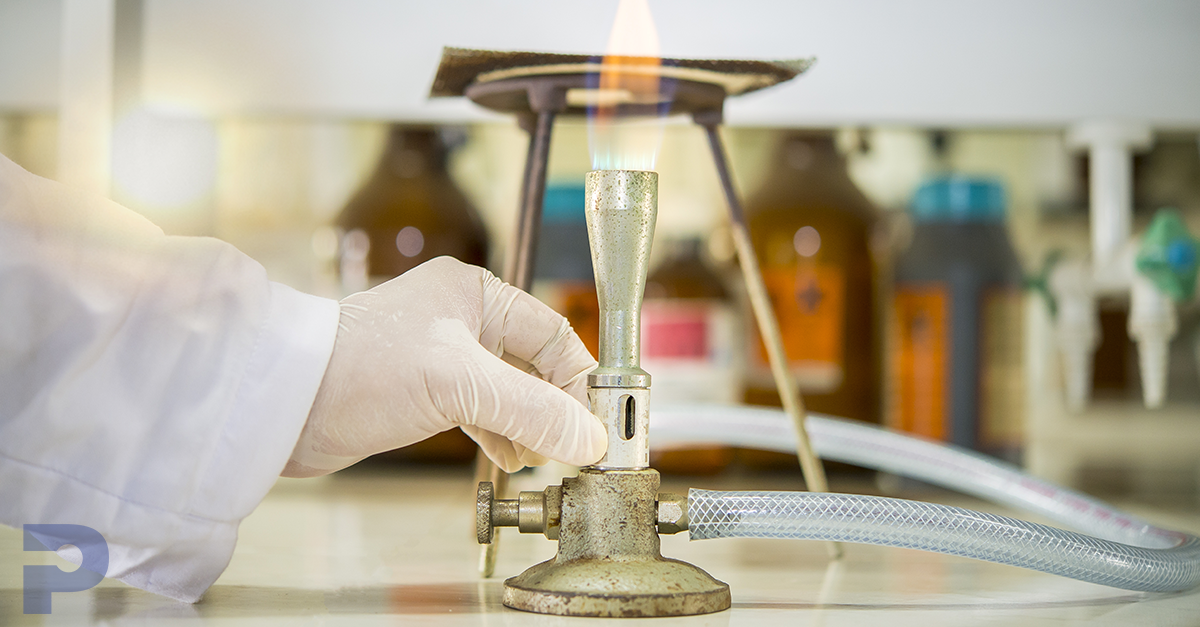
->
[337,125,490,464]
[642,238,741,475]
[338,126,489,285]
[742,131,880,430]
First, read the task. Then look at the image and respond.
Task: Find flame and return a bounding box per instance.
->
[589,0,665,171]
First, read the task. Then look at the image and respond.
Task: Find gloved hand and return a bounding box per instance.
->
[282,256,605,477]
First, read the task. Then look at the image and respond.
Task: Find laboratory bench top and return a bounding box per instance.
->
[3,466,1199,626]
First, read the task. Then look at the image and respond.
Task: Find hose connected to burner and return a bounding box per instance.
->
[651,404,1200,592]
[687,489,1200,592]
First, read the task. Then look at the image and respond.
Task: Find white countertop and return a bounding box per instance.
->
[3,467,1199,626]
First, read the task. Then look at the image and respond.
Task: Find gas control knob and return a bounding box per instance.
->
[476,481,561,543]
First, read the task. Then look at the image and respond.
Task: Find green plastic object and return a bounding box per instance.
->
[1136,208,1199,301]
[1027,250,1065,317]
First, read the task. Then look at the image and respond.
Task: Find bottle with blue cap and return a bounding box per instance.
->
[890,175,1025,458]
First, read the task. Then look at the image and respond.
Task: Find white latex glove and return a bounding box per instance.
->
[282,256,605,477]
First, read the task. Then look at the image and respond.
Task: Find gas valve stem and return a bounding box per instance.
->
[477,481,561,543]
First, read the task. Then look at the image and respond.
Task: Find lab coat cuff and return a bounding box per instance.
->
[165,283,338,601]
[190,283,340,522]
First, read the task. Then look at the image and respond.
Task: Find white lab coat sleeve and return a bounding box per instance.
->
[0,153,340,602]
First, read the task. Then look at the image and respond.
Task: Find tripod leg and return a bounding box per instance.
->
[475,108,558,577]
[700,121,842,559]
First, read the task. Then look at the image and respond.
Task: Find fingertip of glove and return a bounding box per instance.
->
[586,416,609,464]
[495,449,525,473]
[568,406,609,467]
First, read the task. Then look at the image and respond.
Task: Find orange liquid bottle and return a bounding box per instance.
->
[742,131,881,432]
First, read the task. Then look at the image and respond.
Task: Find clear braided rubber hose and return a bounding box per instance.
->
[650,404,1200,592]
[688,490,1200,592]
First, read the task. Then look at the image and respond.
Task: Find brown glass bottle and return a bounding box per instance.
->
[337,125,490,464]
[643,238,741,475]
[742,131,880,430]
[338,126,489,283]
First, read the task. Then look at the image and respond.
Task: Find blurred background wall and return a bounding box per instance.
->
[2,0,1199,494]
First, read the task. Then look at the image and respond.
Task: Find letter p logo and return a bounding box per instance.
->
[23,524,109,614]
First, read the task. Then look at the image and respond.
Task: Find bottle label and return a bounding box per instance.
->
[980,289,1025,449]
[888,285,1025,450]
[889,286,949,440]
[642,300,741,403]
[756,265,845,391]
[643,302,710,359]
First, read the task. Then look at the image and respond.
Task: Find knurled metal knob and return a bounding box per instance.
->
[477,481,495,545]
[478,481,562,543]
[477,481,521,544]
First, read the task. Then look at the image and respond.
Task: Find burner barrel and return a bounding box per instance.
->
[585,169,657,469]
